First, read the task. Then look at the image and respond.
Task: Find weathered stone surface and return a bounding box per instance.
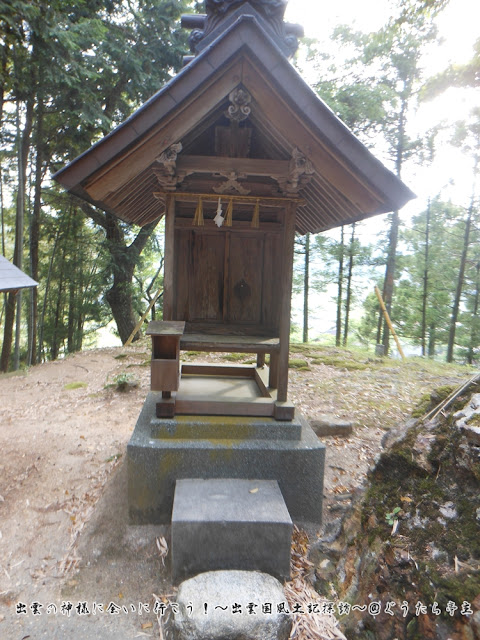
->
[128,393,325,525]
[471,611,480,640]
[173,570,292,640]
[172,479,292,583]
[310,415,353,438]
[463,425,480,446]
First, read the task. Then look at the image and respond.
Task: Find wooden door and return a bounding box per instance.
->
[226,233,263,325]
[174,226,281,333]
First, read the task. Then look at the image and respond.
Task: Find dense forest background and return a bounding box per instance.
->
[0,0,479,372]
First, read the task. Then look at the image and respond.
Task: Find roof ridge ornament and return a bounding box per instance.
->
[181,0,303,62]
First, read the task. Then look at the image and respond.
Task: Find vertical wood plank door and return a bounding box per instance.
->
[173,226,283,334]
[226,234,263,325]
[190,232,225,322]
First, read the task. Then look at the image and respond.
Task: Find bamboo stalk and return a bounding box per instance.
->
[125,287,163,347]
[374,285,406,361]
[422,371,480,423]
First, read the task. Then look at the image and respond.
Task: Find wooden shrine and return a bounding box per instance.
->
[54,0,414,423]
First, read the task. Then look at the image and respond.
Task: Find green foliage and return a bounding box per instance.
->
[108,372,138,392]
[0,0,189,367]
[385,506,402,526]
[422,37,480,98]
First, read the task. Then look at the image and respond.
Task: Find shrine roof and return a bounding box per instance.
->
[53,13,415,234]
[0,256,38,294]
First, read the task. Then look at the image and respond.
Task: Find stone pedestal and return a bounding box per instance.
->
[127,392,325,526]
[172,478,292,583]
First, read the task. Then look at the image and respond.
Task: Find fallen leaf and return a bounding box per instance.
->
[141,622,153,629]
[249,488,259,493]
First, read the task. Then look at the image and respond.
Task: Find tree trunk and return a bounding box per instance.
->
[303,233,310,343]
[51,228,69,360]
[28,95,44,365]
[1,97,34,372]
[467,261,480,365]
[381,210,400,353]
[428,322,436,358]
[67,279,76,354]
[447,205,473,362]
[381,92,407,354]
[343,223,355,346]
[37,227,60,362]
[420,199,431,357]
[335,226,344,347]
[103,213,159,344]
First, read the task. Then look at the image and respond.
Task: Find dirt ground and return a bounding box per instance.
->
[0,342,470,638]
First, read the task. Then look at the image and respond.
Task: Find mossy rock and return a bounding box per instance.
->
[411,385,457,418]
[411,393,432,418]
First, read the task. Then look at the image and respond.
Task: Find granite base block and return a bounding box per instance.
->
[127,392,325,525]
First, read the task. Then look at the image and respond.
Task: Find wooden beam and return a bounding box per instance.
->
[180,333,280,353]
[177,155,290,177]
[154,190,304,206]
[276,202,297,402]
[181,363,257,378]
[163,195,175,320]
[174,396,275,417]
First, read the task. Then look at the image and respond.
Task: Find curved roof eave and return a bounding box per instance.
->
[53,13,415,232]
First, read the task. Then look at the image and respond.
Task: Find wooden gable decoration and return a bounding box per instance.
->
[53,3,414,420]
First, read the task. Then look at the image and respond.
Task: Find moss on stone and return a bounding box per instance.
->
[411,393,432,417]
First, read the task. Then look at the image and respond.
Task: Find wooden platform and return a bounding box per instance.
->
[156,363,294,420]
[180,333,280,354]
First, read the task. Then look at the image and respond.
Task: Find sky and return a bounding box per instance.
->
[284,0,480,210]
[283,0,480,339]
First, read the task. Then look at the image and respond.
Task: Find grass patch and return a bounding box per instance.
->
[105,373,139,392]
[222,353,250,362]
[104,453,123,463]
[288,358,311,370]
[64,381,88,390]
[127,360,150,367]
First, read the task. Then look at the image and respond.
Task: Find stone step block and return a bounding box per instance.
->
[172,478,292,583]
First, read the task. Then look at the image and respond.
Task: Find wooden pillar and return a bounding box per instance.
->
[276,201,297,403]
[268,351,279,388]
[256,353,265,368]
[163,195,175,320]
